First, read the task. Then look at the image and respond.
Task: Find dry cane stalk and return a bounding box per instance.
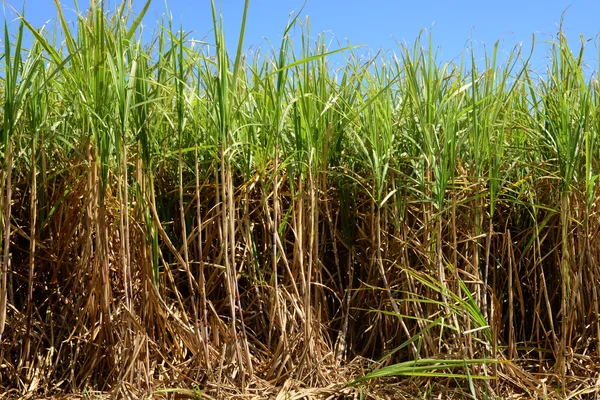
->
[24,138,37,366]
[305,164,315,363]
[219,145,244,383]
[559,192,569,385]
[121,135,132,309]
[228,155,253,376]
[0,141,13,342]
[195,146,211,371]
[179,146,202,353]
[269,147,283,350]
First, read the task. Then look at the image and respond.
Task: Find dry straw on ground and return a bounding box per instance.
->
[1,1,600,399]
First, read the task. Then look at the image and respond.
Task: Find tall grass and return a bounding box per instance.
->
[1,1,600,398]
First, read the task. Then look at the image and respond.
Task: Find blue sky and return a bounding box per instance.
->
[4,0,600,75]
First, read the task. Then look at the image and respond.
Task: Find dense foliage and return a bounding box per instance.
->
[1,1,599,398]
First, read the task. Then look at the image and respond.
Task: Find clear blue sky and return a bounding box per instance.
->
[4,0,600,74]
